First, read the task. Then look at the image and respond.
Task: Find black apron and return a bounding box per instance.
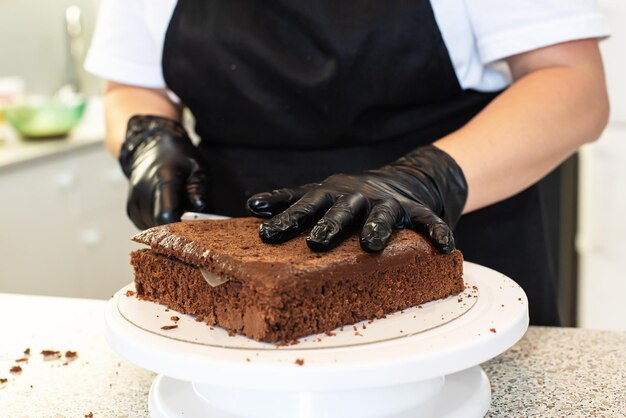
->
[162,0,559,326]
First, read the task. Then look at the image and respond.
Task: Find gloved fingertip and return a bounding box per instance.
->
[155,210,182,225]
[429,224,456,254]
[306,224,332,252]
[306,238,330,252]
[259,222,295,244]
[247,197,272,217]
[360,222,391,253]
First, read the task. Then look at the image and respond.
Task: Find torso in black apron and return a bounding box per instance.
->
[162,0,559,326]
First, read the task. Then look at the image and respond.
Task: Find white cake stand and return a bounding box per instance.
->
[105,261,528,418]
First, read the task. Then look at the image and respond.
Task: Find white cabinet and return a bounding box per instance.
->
[0,143,141,299]
[576,0,626,330]
[577,125,626,330]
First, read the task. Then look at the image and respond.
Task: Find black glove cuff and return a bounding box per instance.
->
[119,115,189,178]
[400,145,468,229]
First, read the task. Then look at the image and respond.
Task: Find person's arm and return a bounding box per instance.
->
[103,80,182,157]
[435,39,609,214]
[247,38,609,254]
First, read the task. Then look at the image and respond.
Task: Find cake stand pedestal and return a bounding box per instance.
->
[105,262,528,418]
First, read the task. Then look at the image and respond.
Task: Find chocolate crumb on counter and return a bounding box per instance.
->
[165,308,170,312]
[170,316,180,321]
[23,348,30,355]
[295,358,305,366]
[362,323,367,330]
[15,358,28,363]
[65,350,78,358]
[490,328,497,333]
[125,290,136,297]
[227,330,236,337]
[9,366,22,374]
[161,325,178,330]
[85,412,94,418]
[0,378,8,384]
[325,331,336,337]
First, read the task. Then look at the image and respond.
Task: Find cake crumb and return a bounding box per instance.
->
[518,297,522,301]
[23,348,30,355]
[15,358,28,363]
[85,412,94,418]
[275,339,300,348]
[417,306,423,309]
[227,330,236,337]
[9,366,22,374]
[362,323,367,330]
[65,351,78,358]
[354,331,363,337]
[399,330,403,333]
[353,325,358,332]
[170,316,180,321]
[501,304,505,307]
[0,378,7,384]
[161,325,178,330]
[165,308,170,312]
[489,328,497,333]
[245,358,251,362]
[316,338,322,342]
[41,350,61,360]
[125,290,135,297]
[367,319,374,324]
[209,326,214,330]
[324,331,336,337]
[457,298,463,303]
[295,358,305,366]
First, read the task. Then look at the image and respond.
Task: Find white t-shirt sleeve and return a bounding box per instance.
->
[84,0,169,88]
[465,0,609,64]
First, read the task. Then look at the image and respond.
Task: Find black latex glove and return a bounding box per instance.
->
[119,115,210,230]
[247,145,467,253]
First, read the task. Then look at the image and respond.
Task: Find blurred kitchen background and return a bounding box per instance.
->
[0,1,624,331]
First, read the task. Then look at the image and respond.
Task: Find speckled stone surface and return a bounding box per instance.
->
[484,326,626,418]
[1,293,624,418]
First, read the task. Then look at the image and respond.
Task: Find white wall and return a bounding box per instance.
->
[0,0,101,95]
[577,0,626,330]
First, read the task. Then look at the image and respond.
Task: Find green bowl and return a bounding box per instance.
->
[4,96,87,139]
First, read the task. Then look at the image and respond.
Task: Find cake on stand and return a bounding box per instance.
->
[105,261,528,418]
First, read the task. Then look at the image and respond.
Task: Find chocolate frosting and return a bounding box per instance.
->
[132,218,442,289]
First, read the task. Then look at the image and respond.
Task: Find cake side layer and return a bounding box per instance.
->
[131,218,440,287]
[131,249,464,342]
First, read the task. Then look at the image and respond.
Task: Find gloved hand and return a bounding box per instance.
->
[247,145,467,253]
[119,115,210,230]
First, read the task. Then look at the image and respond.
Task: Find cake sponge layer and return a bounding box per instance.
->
[131,240,463,342]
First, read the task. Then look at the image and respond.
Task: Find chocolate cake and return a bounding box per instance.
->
[131,217,464,342]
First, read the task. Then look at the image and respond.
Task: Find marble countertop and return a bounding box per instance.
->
[0,97,104,171]
[0,293,624,418]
